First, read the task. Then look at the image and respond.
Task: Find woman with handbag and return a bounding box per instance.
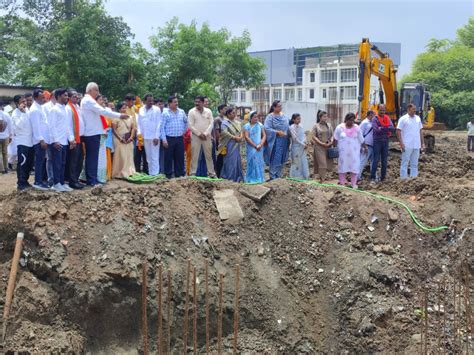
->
[334,112,365,189]
[112,102,136,178]
[311,110,334,182]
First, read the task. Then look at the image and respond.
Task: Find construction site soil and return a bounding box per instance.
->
[0,131,472,353]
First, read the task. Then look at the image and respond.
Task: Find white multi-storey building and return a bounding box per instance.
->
[229,43,401,130]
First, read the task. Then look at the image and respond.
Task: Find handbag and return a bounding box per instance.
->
[327,147,339,159]
[121,120,131,141]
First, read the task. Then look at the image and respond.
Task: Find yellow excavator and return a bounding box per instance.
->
[358,38,441,152]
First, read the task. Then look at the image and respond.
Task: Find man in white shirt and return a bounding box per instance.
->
[65,89,86,189]
[43,90,56,116]
[42,90,56,186]
[188,95,216,178]
[25,93,33,111]
[48,88,76,192]
[81,82,127,186]
[396,103,425,179]
[0,103,13,174]
[11,95,34,190]
[29,88,51,190]
[467,118,474,152]
[137,94,162,176]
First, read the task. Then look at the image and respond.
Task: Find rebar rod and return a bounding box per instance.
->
[453,280,458,352]
[462,261,471,355]
[233,265,240,355]
[424,286,429,355]
[205,260,210,355]
[167,268,172,354]
[142,262,149,355]
[157,264,163,355]
[218,273,224,355]
[193,266,197,355]
[420,290,425,355]
[438,281,442,353]
[183,259,191,354]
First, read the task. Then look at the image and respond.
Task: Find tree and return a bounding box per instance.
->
[402,17,474,128]
[149,18,265,110]
[215,30,266,104]
[0,0,147,99]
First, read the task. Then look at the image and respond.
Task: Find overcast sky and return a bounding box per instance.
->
[105,0,471,77]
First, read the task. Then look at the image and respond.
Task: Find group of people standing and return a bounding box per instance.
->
[0,80,426,191]
[312,103,426,188]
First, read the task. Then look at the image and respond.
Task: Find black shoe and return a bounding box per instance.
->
[69,182,85,190]
[17,184,32,191]
[2,170,7,174]
[8,163,13,170]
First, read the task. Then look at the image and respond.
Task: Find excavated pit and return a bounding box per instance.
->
[0,131,472,353]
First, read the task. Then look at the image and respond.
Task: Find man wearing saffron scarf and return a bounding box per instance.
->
[370,104,395,183]
[65,89,85,189]
[81,82,128,186]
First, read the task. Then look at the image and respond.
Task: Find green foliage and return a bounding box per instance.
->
[401,18,474,128]
[457,16,474,47]
[149,17,265,110]
[1,4,264,109]
[215,30,266,104]
[0,0,147,100]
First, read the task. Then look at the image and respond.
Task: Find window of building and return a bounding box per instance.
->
[328,87,337,100]
[263,90,269,101]
[310,72,315,83]
[231,90,238,102]
[340,68,357,82]
[320,69,337,84]
[297,88,302,101]
[340,86,357,100]
[285,89,295,101]
[240,90,246,102]
[251,90,260,101]
[309,89,315,99]
[273,89,281,100]
[322,88,327,99]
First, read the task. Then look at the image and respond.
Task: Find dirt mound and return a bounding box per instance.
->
[0,131,472,353]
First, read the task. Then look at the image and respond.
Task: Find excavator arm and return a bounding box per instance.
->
[358,38,400,122]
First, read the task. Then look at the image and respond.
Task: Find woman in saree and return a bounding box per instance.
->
[243,111,266,183]
[112,103,136,178]
[312,110,334,182]
[217,107,244,182]
[289,113,309,179]
[263,100,290,180]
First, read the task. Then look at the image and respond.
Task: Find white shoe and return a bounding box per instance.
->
[61,184,73,192]
[32,183,49,191]
[52,183,66,192]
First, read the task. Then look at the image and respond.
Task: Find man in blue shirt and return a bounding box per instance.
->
[160,96,188,178]
[358,110,374,181]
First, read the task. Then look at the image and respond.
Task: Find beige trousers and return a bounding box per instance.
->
[0,138,8,171]
[190,135,215,176]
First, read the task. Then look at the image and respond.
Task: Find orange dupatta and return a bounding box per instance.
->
[68,101,81,143]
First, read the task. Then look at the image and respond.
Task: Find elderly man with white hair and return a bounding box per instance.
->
[81,82,128,186]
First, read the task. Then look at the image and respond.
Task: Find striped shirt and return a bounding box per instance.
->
[160,107,188,140]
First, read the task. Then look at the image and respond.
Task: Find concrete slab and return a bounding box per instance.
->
[239,185,271,202]
[213,189,244,222]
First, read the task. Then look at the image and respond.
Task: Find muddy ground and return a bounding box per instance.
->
[0,131,472,353]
